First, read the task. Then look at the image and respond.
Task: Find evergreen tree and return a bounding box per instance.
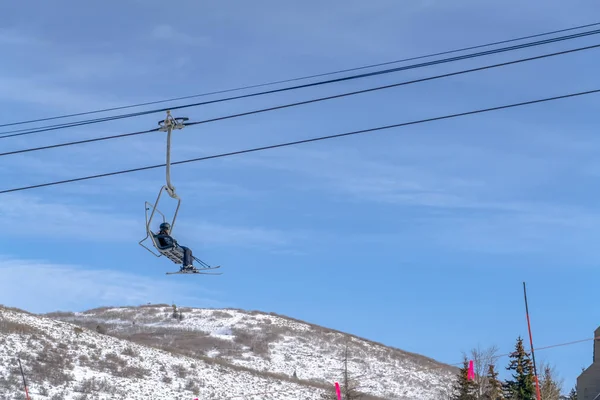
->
[450,357,477,400]
[483,363,504,400]
[503,336,535,400]
[565,386,577,400]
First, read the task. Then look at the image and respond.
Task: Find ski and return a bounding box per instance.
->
[166,265,222,275]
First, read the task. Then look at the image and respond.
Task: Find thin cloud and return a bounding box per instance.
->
[0,76,121,111]
[152,24,210,46]
[175,220,294,250]
[0,29,47,46]
[200,139,600,257]
[212,144,491,209]
[36,175,262,201]
[0,193,140,242]
[420,205,600,258]
[0,257,225,313]
[0,192,296,250]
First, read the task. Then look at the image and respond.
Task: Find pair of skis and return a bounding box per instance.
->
[166,265,222,275]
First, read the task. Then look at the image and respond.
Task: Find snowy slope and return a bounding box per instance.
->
[45,305,458,399]
[0,305,352,400]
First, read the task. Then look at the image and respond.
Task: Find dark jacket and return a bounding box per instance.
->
[154,233,177,249]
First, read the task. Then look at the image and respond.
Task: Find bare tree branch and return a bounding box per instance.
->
[464,344,499,399]
[538,359,564,400]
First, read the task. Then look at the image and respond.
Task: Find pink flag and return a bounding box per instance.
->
[335,382,341,400]
[468,360,475,380]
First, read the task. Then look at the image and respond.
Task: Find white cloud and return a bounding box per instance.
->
[0,192,297,251]
[0,37,159,110]
[58,53,136,81]
[152,25,210,46]
[0,152,100,182]
[176,220,292,249]
[0,193,140,242]
[0,29,46,46]
[0,257,225,313]
[420,204,600,257]
[0,76,121,111]
[213,144,493,209]
[199,139,600,256]
[34,174,262,201]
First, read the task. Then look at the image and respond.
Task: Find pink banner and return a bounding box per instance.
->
[468,360,475,380]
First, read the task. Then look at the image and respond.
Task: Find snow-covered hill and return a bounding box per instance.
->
[1,305,345,400]
[39,304,458,399]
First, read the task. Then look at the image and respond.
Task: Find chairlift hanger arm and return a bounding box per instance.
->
[157,111,188,199]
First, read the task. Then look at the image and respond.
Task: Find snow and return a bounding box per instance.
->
[0,307,328,399]
[0,305,455,400]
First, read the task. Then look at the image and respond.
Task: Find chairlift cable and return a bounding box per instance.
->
[1,21,599,130]
[2,41,600,159]
[1,87,599,195]
[2,27,600,139]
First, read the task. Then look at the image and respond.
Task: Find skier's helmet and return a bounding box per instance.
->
[159,222,171,232]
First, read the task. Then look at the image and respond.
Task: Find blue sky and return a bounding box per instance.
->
[1,0,599,391]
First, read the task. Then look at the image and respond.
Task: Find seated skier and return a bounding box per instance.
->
[154,222,195,272]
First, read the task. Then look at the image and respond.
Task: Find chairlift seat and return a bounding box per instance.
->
[152,235,185,264]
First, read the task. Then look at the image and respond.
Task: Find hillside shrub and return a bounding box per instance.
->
[121,346,139,357]
[173,364,188,378]
[212,310,233,318]
[0,320,43,335]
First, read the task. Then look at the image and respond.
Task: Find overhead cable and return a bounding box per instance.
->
[360,334,600,383]
[2,42,599,158]
[2,27,600,140]
[2,21,599,130]
[1,87,599,195]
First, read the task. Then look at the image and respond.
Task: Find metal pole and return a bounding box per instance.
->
[523,282,541,400]
[165,121,175,196]
[163,111,177,198]
[17,358,30,400]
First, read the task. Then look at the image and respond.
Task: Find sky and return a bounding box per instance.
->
[1,0,600,392]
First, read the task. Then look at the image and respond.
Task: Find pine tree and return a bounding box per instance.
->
[483,363,504,400]
[450,357,477,400]
[565,386,577,400]
[503,336,535,400]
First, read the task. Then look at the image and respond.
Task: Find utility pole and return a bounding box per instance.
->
[523,282,541,400]
[17,358,30,400]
